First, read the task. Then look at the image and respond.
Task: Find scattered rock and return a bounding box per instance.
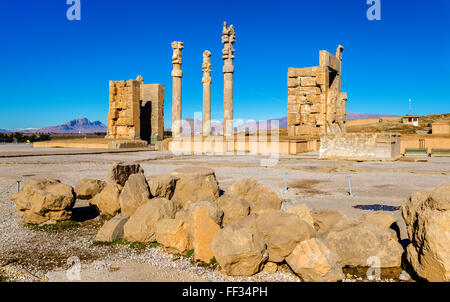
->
[262,262,278,274]
[12,178,76,224]
[155,217,192,254]
[184,200,223,226]
[401,183,450,281]
[147,174,177,199]
[285,204,314,228]
[191,206,220,263]
[90,183,122,216]
[226,178,282,214]
[210,215,268,276]
[256,210,316,262]
[320,222,404,268]
[286,238,342,282]
[119,174,151,217]
[74,178,106,200]
[359,212,397,229]
[170,167,220,206]
[311,209,353,232]
[108,162,144,186]
[217,194,251,226]
[95,215,129,242]
[123,198,180,243]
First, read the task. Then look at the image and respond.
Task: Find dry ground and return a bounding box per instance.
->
[0,144,449,282]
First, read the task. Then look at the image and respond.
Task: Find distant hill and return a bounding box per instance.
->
[31,118,106,134]
[346,113,400,121]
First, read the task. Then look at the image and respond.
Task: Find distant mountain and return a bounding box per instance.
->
[346,113,400,121]
[32,118,107,134]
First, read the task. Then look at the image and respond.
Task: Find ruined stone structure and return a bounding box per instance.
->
[222,22,236,137]
[288,45,347,137]
[171,41,184,138]
[106,76,164,143]
[202,50,212,136]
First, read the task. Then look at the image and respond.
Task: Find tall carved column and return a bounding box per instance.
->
[221,22,235,137]
[171,41,184,137]
[202,50,212,136]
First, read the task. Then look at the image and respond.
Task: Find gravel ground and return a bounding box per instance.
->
[1,144,448,282]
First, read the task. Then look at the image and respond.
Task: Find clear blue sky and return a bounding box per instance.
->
[0,0,449,129]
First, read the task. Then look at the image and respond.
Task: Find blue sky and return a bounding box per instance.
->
[0,0,449,129]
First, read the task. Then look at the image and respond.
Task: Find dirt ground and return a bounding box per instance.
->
[0,144,449,282]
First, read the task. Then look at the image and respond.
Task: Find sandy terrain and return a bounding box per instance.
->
[0,144,448,282]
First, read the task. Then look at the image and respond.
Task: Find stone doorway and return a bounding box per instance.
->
[140,100,152,143]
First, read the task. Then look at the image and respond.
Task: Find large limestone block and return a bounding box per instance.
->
[90,183,122,216]
[155,217,192,254]
[217,194,251,226]
[320,223,404,268]
[401,184,450,281]
[74,178,106,200]
[210,215,268,276]
[95,215,129,242]
[285,204,314,228]
[226,178,282,214]
[310,209,353,232]
[147,174,177,199]
[256,210,316,262]
[191,207,220,263]
[123,198,180,243]
[184,200,223,226]
[119,174,151,217]
[12,178,76,224]
[286,238,342,282]
[359,212,398,229]
[170,167,220,206]
[108,162,144,186]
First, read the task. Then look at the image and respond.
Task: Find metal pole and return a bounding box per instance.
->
[17,179,21,192]
[348,176,353,197]
[284,173,289,193]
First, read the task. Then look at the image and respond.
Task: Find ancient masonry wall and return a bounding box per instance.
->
[287,47,347,137]
[106,77,164,141]
[319,133,402,161]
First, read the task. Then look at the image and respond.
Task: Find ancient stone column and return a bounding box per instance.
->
[202,50,212,136]
[171,41,184,137]
[221,22,235,137]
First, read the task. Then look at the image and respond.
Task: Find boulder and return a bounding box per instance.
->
[286,238,342,282]
[95,215,129,242]
[285,204,314,228]
[108,162,144,186]
[191,206,221,263]
[184,200,223,226]
[226,178,282,214]
[90,183,122,216]
[74,178,106,200]
[256,210,316,262]
[123,198,180,243]
[359,212,398,229]
[147,174,177,199]
[262,262,278,274]
[170,167,220,206]
[12,178,76,224]
[311,209,353,232]
[210,214,268,276]
[320,222,404,268]
[155,217,192,254]
[119,174,151,217]
[217,194,251,226]
[401,183,450,281]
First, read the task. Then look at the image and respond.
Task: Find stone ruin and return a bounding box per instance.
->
[105,76,164,143]
[287,45,347,137]
[11,162,450,281]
